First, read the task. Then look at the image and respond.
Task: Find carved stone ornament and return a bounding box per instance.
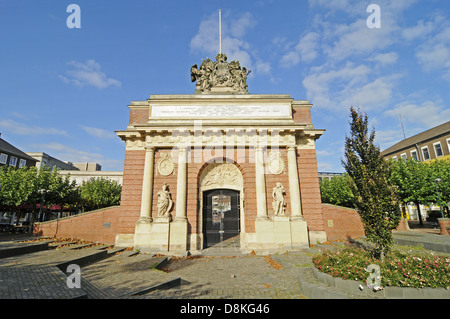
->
[272,182,287,216]
[190,53,252,94]
[157,152,174,176]
[266,151,284,175]
[157,182,173,218]
[200,163,243,188]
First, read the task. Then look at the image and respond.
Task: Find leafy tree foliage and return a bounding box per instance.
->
[0,167,120,230]
[78,177,122,212]
[342,107,401,261]
[390,158,450,220]
[319,174,354,208]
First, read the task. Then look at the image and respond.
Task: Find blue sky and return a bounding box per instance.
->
[0,0,449,172]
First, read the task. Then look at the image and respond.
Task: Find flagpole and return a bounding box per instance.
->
[219,9,222,54]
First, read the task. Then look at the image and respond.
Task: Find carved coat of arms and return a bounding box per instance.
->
[190,53,251,94]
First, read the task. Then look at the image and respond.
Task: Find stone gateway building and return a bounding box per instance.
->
[114,54,327,253]
[35,53,362,253]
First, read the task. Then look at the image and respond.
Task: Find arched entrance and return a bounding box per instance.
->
[198,162,245,250]
[203,189,240,248]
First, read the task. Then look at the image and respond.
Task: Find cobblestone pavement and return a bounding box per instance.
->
[2,230,447,300]
[0,235,315,299]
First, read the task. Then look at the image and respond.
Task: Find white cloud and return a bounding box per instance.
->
[0,119,68,136]
[369,52,398,65]
[303,62,400,111]
[280,32,320,68]
[190,11,268,75]
[402,19,435,41]
[384,101,450,129]
[317,162,335,172]
[323,18,396,61]
[81,126,116,139]
[59,59,121,89]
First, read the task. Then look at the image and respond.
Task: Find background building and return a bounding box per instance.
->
[318,172,344,182]
[26,152,122,186]
[0,134,38,169]
[381,121,450,162]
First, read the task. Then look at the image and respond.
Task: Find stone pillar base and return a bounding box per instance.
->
[134,218,153,250]
[115,234,135,247]
[251,217,309,251]
[290,218,309,249]
[133,218,189,253]
[169,220,188,252]
[308,231,328,244]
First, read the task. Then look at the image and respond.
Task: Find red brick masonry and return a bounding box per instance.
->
[34,206,122,244]
[321,204,365,241]
[35,203,370,245]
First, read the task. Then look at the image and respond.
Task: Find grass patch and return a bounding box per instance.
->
[312,242,450,289]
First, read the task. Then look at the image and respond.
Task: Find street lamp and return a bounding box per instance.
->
[434,178,444,219]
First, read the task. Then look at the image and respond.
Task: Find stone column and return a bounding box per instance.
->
[139,146,155,223]
[287,146,303,219]
[255,146,268,219]
[175,146,187,221]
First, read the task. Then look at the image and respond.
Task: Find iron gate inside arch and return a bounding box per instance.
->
[203,189,240,248]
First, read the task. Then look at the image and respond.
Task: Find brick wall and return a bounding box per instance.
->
[33,206,122,244]
[321,203,365,241]
[297,148,325,232]
[119,149,145,234]
[129,107,149,125]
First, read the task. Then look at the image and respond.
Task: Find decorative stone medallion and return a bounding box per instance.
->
[266,151,284,175]
[157,152,174,176]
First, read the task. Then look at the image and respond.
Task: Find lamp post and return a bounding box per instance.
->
[434,178,444,219]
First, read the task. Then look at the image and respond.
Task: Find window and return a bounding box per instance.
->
[0,153,7,164]
[433,142,443,157]
[400,153,407,160]
[410,150,418,161]
[9,156,17,167]
[19,159,26,168]
[421,146,430,161]
[447,138,450,154]
[392,156,398,161]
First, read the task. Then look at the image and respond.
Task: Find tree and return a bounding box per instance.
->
[342,107,401,261]
[0,166,80,231]
[429,159,450,216]
[320,174,354,208]
[0,166,37,223]
[78,178,122,211]
[390,159,439,224]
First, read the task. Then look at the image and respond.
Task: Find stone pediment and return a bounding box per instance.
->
[190,53,251,95]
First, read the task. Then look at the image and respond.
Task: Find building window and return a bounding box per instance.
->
[421,146,430,161]
[9,156,17,167]
[392,156,398,161]
[19,159,26,168]
[433,142,443,158]
[400,153,407,160]
[447,138,450,154]
[410,150,418,161]
[0,153,7,164]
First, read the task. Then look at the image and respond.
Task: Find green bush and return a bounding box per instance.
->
[312,244,450,289]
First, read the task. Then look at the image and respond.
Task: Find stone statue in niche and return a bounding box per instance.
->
[157,182,173,218]
[272,182,287,216]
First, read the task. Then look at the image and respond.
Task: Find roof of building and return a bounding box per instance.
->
[381,121,450,156]
[0,137,38,162]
